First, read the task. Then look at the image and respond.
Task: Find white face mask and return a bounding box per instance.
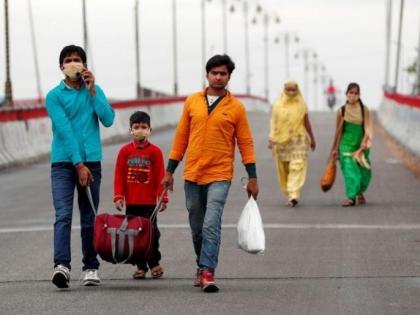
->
[62,62,84,81]
[130,128,151,141]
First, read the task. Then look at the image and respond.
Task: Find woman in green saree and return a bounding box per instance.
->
[330,83,372,207]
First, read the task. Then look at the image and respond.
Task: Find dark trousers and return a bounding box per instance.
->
[126,205,161,271]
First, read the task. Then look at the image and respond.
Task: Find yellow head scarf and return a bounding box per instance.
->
[269,80,308,144]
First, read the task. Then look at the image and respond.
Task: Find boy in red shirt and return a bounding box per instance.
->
[113,111,168,279]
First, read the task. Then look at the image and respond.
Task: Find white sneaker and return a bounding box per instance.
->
[52,265,70,289]
[81,269,101,286]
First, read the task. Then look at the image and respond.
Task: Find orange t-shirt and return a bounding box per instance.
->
[169,90,256,184]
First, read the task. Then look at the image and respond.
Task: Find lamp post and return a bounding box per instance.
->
[3,0,13,107]
[201,0,207,89]
[251,5,281,100]
[384,0,392,90]
[415,6,420,95]
[274,32,299,80]
[173,0,178,96]
[394,0,404,92]
[294,48,317,100]
[230,0,251,94]
[82,0,88,52]
[134,0,142,98]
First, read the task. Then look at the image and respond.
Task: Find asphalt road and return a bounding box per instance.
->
[0,111,419,315]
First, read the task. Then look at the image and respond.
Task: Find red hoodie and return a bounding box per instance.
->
[113,141,168,205]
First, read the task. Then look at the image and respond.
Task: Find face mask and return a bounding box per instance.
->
[62,62,84,81]
[130,128,151,141]
[285,91,298,97]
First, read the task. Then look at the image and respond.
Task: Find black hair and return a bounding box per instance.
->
[205,54,235,74]
[59,45,87,65]
[129,111,150,127]
[344,82,365,106]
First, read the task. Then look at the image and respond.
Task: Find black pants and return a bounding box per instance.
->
[126,205,161,271]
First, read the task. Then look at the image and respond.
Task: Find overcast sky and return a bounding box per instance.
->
[0,0,419,109]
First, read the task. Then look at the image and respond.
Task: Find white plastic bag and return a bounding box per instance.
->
[237,196,265,254]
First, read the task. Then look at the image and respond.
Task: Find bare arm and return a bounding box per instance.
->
[304,114,316,151]
[330,110,343,160]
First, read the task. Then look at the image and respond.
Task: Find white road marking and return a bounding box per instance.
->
[2,223,420,233]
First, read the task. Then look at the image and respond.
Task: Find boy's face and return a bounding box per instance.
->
[130,122,151,141]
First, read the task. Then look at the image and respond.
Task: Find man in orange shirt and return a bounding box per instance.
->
[162,54,259,293]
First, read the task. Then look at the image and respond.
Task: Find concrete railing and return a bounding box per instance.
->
[0,95,270,169]
[377,92,420,157]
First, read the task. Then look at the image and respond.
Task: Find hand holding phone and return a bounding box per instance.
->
[81,68,96,96]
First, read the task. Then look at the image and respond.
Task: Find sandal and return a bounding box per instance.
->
[151,265,164,279]
[342,199,356,207]
[357,194,366,205]
[132,269,146,280]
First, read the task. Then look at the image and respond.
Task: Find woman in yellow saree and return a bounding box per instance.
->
[268,80,316,207]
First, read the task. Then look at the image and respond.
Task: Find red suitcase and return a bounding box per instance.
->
[86,187,164,265]
[93,214,153,264]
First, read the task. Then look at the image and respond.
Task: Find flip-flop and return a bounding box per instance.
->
[151,266,164,279]
[288,199,298,207]
[342,199,356,207]
[132,269,146,280]
[357,194,366,205]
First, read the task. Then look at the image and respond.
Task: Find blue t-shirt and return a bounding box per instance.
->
[46,81,115,165]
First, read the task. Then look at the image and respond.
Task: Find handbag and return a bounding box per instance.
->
[237,196,265,254]
[87,187,164,265]
[320,160,336,192]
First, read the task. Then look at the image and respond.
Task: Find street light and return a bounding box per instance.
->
[252,6,281,100]
[294,48,317,99]
[229,0,251,95]
[274,32,299,80]
[134,0,142,98]
[3,0,13,107]
[173,0,178,95]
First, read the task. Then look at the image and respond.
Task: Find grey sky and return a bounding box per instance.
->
[0,0,419,109]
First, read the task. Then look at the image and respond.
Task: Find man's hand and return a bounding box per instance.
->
[76,163,93,187]
[247,178,259,200]
[114,199,124,211]
[81,69,95,95]
[162,171,174,191]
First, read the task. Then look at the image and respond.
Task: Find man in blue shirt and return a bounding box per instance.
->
[46,45,115,289]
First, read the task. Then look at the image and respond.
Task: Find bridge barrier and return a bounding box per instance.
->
[0,95,270,169]
[378,92,420,157]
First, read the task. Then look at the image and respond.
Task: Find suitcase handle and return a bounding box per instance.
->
[86,186,98,216]
[86,186,167,220]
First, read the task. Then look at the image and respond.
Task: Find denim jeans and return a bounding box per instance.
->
[184,180,231,272]
[51,162,101,271]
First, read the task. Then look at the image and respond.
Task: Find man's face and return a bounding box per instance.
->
[206,65,230,90]
[60,52,83,70]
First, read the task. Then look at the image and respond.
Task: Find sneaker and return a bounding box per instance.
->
[52,265,70,289]
[200,269,219,293]
[193,268,201,287]
[81,269,101,286]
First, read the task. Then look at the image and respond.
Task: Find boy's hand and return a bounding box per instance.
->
[114,199,124,211]
[159,203,167,212]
